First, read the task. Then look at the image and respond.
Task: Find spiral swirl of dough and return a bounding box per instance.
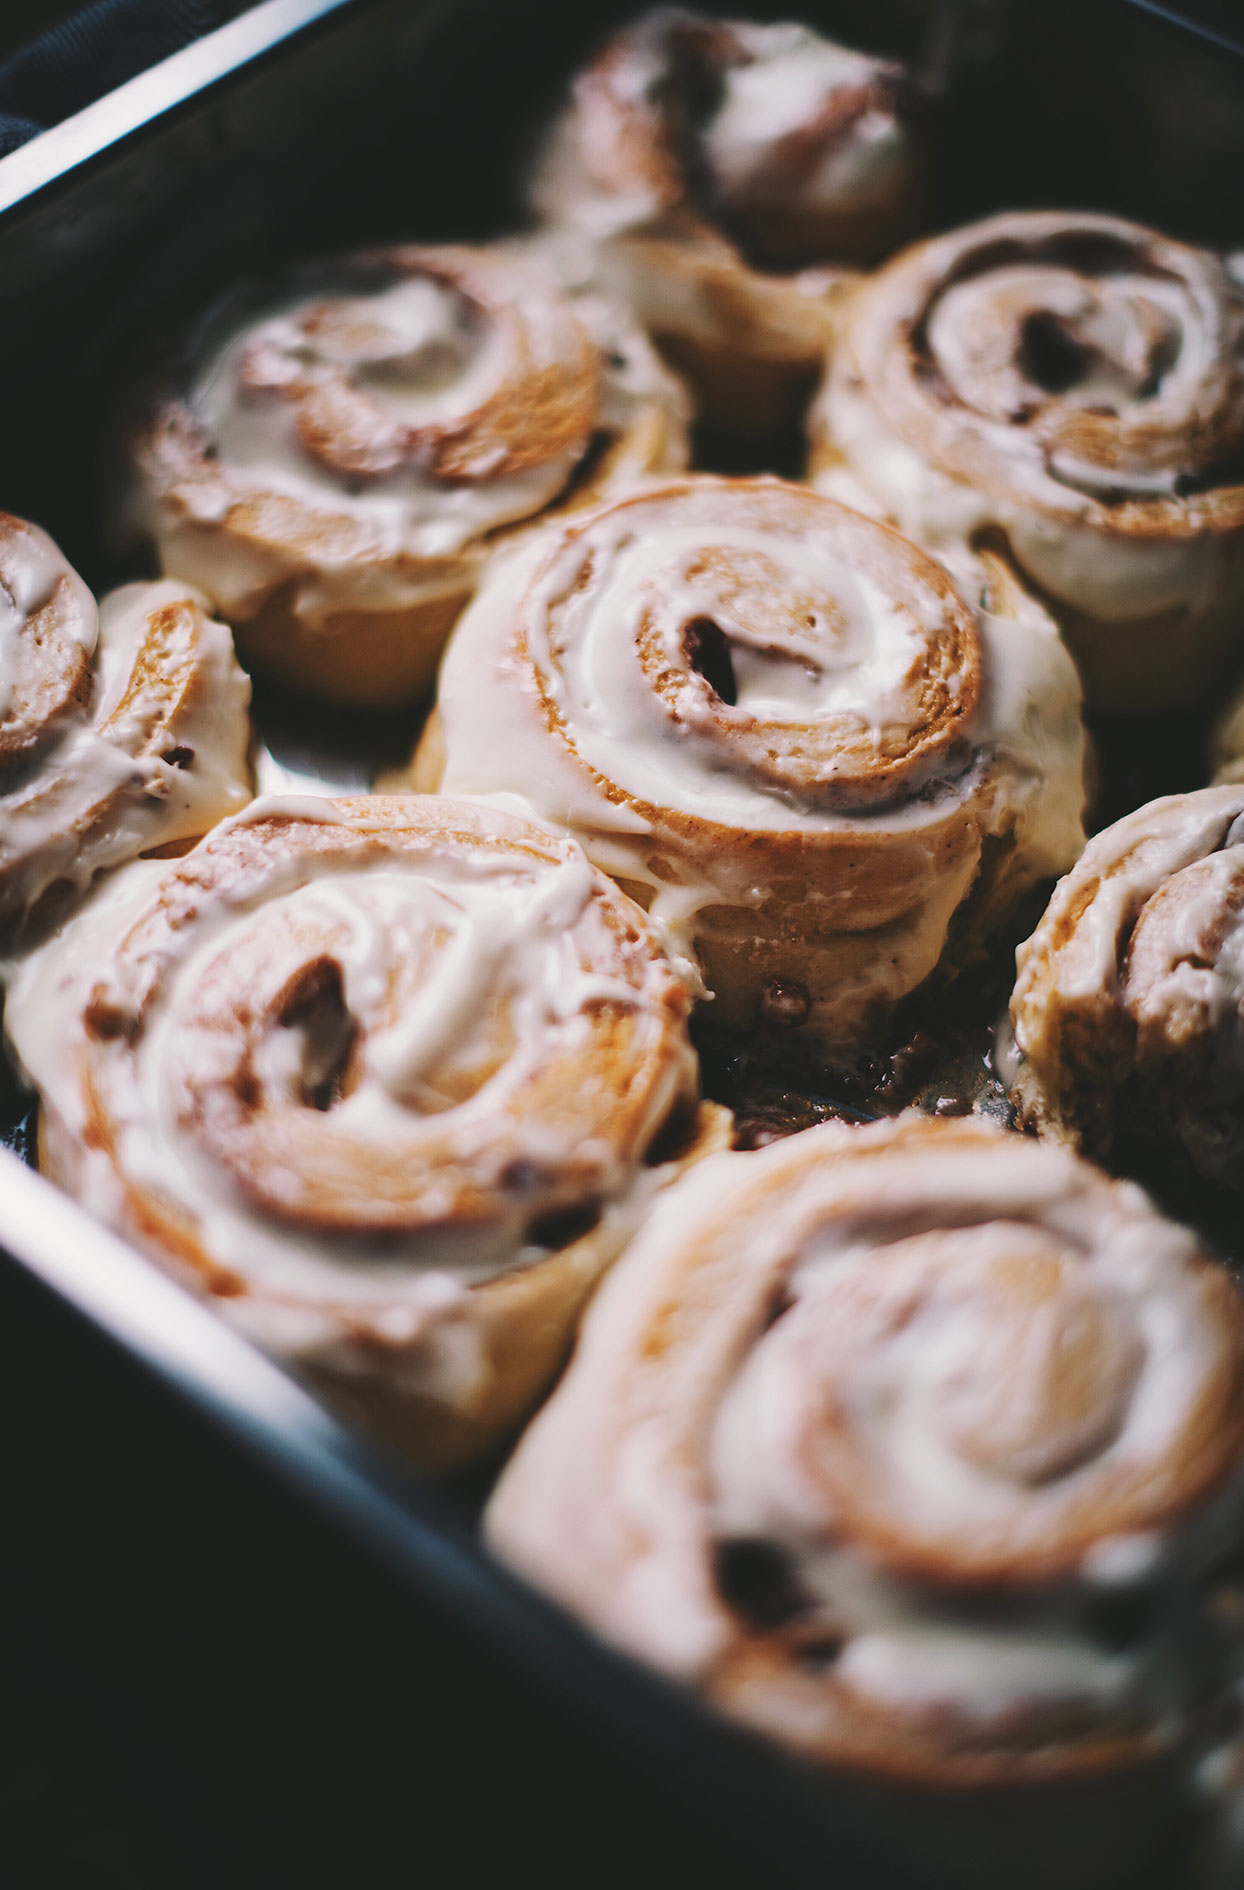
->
[537,11,921,270]
[0,513,251,944]
[427,475,1086,1046]
[533,12,923,436]
[8,794,716,1466]
[131,243,689,707]
[810,211,1244,711]
[1010,784,1244,1187]
[489,1115,1244,1789]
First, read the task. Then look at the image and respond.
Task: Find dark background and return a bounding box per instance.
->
[0,5,82,61]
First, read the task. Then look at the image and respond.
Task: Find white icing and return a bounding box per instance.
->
[1133,849,1244,1064]
[1009,786,1244,1182]
[834,1621,1134,1719]
[93,581,253,829]
[0,518,96,721]
[487,1111,1240,1761]
[562,280,691,442]
[706,1148,1214,1724]
[972,593,1087,879]
[703,26,908,219]
[709,31,876,152]
[490,1118,1243,1757]
[119,864,623,1298]
[1014,788,1244,1017]
[1007,509,1225,625]
[5,855,167,1055]
[529,517,930,807]
[540,18,910,248]
[530,18,899,366]
[1082,1533,1162,1586]
[8,797,697,1391]
[811,219,1244,637]
[711,1163,1207,1538]
[925,267,1210,491]
[0,577,251,941]
[137,245,691,628]
[815,370,1230,625]
[194,274,580,562]
[436,484,1085,946]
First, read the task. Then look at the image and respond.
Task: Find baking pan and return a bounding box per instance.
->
[0,2,1241,1884]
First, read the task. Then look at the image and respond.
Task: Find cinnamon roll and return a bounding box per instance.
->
[1009,784,1244,1190]
[534,11,924,440]
[0,513,251,945]
[129,243,689,710]
[809,211,1244,712]
[7,794,722,1469]
[421,476,1087,1050]
[489,1115,1244,1885]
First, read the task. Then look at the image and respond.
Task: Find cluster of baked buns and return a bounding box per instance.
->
[6,12,1244,1883]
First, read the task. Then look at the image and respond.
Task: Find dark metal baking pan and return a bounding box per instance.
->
[0,3,1241,1885]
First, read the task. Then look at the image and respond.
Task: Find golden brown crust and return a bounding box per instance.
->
[313,1096,732,1470]
[23,794,717,1469]
[427,475,1086,1049]
[0,521,252,943]
[489,1115,1244,1788]
[131,244,690,708]
[561,13,918,260]
[532,12,923,441]
[0,514,96,769]
[810,211,1244,712]
[1009,785,1244,1186]
[231,586,468,711]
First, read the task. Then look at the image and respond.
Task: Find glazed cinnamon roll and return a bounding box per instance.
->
[7,794,722,1468]
[809,211,1244,712]
[1009,784,1244,1190]
[489,1115,1244,1886]
[534,11,924,439]
[421,476,1086,1050]
[0,513,251,945]
[129,243,689,710]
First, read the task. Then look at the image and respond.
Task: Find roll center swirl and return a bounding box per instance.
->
[536,481,984,814]
[206,249,600,491]
[877,1231,1145,1489]
[85,826,680,1246]
[901,221,1244,501]
[1123,844,1244,1061]
[0,515,96,768]
[714,1211,1167,1582]
[573,13,915,273]
[240,276,486,478]
[929,269,1182,421]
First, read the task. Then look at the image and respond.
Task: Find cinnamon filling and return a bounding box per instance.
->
[273,956,359,1113]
